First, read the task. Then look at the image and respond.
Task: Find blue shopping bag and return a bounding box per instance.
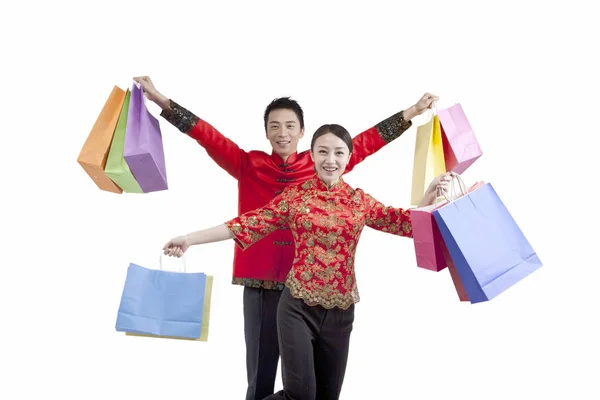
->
[115,256,206,339]
[433,183,542,303]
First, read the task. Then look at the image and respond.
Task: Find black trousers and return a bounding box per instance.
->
[263,287,355,400]
[244,286,284,400]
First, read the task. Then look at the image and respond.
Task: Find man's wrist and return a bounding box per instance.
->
[155,94,170,110]
[403,105,418,121]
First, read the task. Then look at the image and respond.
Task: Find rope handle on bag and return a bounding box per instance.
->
[439,174,468,204]
[159,252,187,273]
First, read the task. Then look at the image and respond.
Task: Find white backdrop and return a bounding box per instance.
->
[1,0,598,399]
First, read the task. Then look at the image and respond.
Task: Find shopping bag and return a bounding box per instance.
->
[123,83,168,193]
[125,275,214,341]
[437,103,482,174]
[77,86,126,193]
[440,239,469,302]
[104,89,144,193]
[411,114,446,205]
[443,180,484,301]
[410,177,477,272]
[115,256,206,339]
[433,183,542,303]
[411,200,448,272]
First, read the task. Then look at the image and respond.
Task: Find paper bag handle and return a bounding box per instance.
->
[159,252,187,272]
[440,174,468,204]
[424,101,439,121]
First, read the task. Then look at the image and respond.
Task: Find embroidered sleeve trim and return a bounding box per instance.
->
[375,110,413,143]
[160,99,200,134]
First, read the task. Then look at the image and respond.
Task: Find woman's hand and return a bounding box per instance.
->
[418,171,458,207]
[163,235,189,257]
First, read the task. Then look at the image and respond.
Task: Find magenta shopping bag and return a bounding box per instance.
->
[411,181,485,272]
[411,202,448,272]
[123,83,168,192]
[438,103,482,174]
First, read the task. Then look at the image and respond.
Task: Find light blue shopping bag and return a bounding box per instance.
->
[433,182,542,303]
[115,256,206,339]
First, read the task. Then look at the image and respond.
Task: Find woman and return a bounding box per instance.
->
[163,124,455,400]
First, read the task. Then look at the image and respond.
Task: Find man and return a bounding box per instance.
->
[134,76,437,400]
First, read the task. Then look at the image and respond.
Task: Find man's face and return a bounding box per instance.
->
[266,108,304,159]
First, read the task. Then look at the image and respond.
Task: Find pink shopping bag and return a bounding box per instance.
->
[438,104,482,174]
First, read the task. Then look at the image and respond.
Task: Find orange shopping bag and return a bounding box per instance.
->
[77,86,126,193]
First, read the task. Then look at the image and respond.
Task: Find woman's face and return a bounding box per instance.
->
[310,133,351,187]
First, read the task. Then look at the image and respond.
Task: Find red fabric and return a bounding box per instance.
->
[225,178,412,308]
[188,119,390,282]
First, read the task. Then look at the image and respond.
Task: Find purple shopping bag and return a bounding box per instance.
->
[437,103,482,174]
[124,83,168,192]
[433,183,542,303]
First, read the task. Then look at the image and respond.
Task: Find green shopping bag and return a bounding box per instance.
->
[104,89,144,193]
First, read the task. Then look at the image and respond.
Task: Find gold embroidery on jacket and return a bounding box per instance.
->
[225,178,413,310]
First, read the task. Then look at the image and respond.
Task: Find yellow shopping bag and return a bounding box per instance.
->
[411,114,446,205]
[125,275,214,342]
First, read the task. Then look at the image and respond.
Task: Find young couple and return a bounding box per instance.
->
[135,76,453,400]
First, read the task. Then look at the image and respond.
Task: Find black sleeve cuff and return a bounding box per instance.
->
[160,99,200,134]
[375,110,413,143]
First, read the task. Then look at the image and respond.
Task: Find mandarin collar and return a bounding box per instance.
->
[271,151,299,167]
[313,174,345,192]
